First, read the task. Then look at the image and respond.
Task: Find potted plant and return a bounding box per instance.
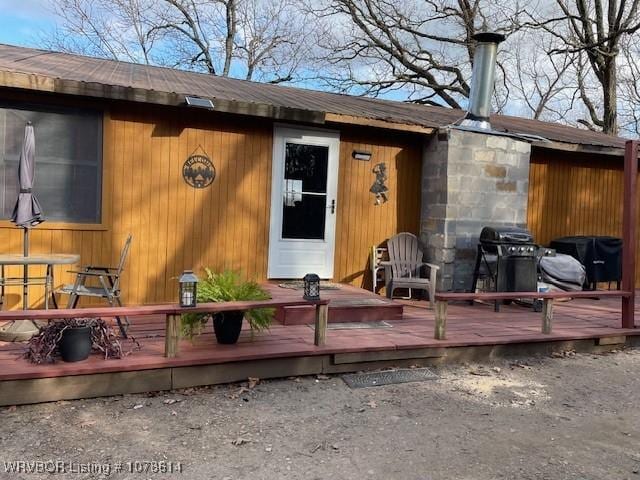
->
[24,318,124,363]
[181,269,274,345]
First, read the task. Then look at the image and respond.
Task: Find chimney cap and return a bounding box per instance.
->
[473,32,506,44]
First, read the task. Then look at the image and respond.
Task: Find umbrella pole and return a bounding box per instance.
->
[0,228,38,341]
[23,228,28,309]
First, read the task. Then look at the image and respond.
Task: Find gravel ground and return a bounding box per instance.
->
[1,348,640,480]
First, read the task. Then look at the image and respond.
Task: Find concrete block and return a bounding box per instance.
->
[452,130,490,148]
[434,248,456,263]
[514,140,532,154]
[493,207,518,223]
[423,190,446,205]
[470,205,496,220]
[474,150,496,162]
[517,180,529,194]
[496,181,517,192]
[484,164,507,178]
[486,136,509,150]
[499,153,524,166]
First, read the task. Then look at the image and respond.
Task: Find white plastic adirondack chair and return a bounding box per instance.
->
[384,233,439,306]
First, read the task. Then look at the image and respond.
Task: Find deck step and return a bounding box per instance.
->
[276,298,403,325]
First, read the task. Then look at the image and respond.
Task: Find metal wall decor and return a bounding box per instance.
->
[369,162,389,205]
[183,148,215,188]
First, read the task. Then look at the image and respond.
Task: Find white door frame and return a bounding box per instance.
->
[267,125,340,279]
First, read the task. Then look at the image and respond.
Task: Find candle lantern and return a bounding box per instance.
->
[179,270,199,307]
[303,273,321,301]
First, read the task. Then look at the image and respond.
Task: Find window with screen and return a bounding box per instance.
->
[0,103,103,224]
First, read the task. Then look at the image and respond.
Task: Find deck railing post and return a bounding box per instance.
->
[314,303,328,346]
[542,298,554,334]
[434,300,447,340]
[622,140,637,329]
[165,313,181,358]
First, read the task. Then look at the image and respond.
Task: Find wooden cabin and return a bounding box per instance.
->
[0,44,632,307]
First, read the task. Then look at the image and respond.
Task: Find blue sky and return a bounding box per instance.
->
[0,1,57,48]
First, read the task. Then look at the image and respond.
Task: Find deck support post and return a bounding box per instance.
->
[622,140,637,329]
[434,300,447,340]
[542,298,554,334]
[165,313,181,358]
[314,303,328,346]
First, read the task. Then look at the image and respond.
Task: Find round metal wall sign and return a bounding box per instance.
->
[183,154,215,189]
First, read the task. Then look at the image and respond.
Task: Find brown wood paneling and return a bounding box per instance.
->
[333,128,422,289]
[0,104,275,307]
[527,148,639,284]
[0,95,419,306]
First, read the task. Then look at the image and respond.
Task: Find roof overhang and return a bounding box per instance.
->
[0,68,628,157]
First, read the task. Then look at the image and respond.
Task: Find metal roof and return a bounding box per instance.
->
[0,43,626,151]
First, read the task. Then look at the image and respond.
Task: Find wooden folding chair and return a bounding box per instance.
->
[54,234,133,337]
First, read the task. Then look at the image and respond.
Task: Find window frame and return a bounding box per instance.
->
[0,101,105,229]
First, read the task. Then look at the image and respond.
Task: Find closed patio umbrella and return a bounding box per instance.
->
[0,122,44,340]
[11,121,44,231]
[11,121,44,309]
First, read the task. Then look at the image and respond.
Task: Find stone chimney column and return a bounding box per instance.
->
[420,128,532,291]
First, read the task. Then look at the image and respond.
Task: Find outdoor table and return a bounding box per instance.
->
[0,254,80,309]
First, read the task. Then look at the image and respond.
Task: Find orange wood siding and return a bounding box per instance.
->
[333,128,422,289]
[0,99,422,307]
[0,107,274,307]
[527,148,637,284]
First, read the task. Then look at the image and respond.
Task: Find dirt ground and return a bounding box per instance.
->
[1,349,640,480]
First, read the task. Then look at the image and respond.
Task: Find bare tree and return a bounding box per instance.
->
[47,0,158,63]
[526,0,640,134]
[506,32,579,122]
[235,0,317,83]
[309,0,524,109]
[617,36,640,136]
[47,0,317,83]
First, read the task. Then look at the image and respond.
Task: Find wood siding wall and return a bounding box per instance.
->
[0,99,422,307]
[527,148,636,283]
[334,129,422,288]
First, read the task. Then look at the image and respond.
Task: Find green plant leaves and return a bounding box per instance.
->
[181,269,274,340]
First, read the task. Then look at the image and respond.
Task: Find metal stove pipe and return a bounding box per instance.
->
[460,32,506,130]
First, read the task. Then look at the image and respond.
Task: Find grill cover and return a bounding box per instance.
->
[539,254,586,291]
[480,226,533,244]
[550,236,622,284]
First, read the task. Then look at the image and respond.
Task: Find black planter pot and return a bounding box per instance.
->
[212,311,244,344]
[59,326,92,362]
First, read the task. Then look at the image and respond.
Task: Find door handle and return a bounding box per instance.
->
[328,199,336,214]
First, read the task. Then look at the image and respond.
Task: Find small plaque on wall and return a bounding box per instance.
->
[183,154,216,188]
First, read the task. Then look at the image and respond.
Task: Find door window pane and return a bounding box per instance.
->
[284,143,328,193]
[282,194,326,240]
[0,103,102,223]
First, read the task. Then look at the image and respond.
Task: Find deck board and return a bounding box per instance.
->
[0,285,638,384]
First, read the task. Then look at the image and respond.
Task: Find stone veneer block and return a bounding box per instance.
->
[421,128,532,291]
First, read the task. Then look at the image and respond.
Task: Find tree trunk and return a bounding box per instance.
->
[602,59,618,135]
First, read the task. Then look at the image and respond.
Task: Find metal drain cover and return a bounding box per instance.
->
[342,368,438,388]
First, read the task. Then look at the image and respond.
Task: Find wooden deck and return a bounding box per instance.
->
[0,284,638,405]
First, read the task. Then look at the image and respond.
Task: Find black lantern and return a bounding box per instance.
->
[303,273,321,301]
[179,270,199,307]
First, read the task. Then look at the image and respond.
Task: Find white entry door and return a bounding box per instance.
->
[268,126,340,279]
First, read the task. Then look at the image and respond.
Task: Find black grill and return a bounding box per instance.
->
[479,226,534,245]
[474,227,538,293]
[471,226,554,311]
